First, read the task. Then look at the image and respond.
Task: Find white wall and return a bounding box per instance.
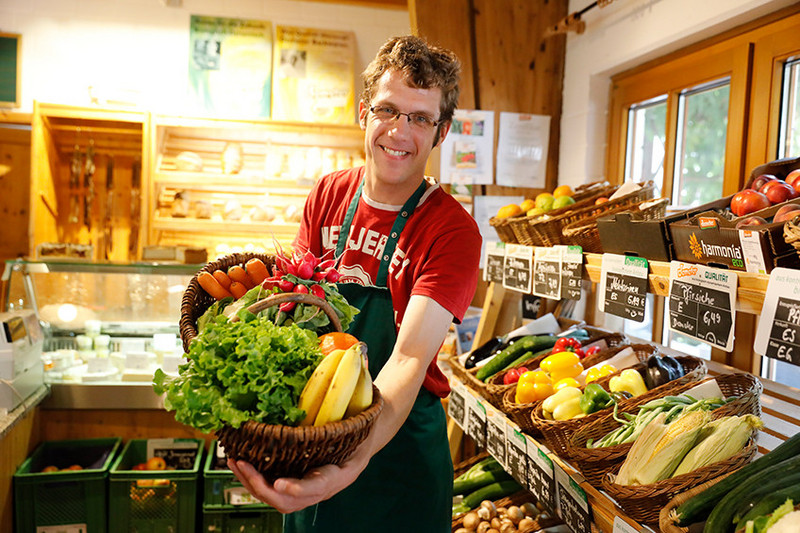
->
[558,0,798,188]
[0,0,410,114]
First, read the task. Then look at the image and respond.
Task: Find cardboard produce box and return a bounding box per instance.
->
[670,197,800,273]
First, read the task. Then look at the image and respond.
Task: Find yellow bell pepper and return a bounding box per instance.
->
[585,364,618,385]
[553,396,584,421]
[519,370,551,385]
[515,380,554,403]
[609,368,648,397]
[553,377,581,392]
[541,386,582,418]
[548,362,584,383]
[540,351,581,373]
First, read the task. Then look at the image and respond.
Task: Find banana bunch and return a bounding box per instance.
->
[298,342,373,426]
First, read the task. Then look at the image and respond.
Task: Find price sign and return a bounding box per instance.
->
[485,406,507,466]
[560,245,584,300]
[755,268,800,367]
[599,254,649,322]
[466,392,487,449]
[613,516,643,533]
[533,246,562,300]
[503,244,533,293]
[524,435,555,511]
[447,379,468,430]
[505,423,527,485]
[522,294,542,319]
[554,462,592,533]
[668,262,737,351]
[484,241,506,283]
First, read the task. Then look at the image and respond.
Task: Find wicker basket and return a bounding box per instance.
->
[489,215,520,244]
[530,354,707,458]
[508,184,618,246]
[180,253,384,481]
[452,490,562,532]
[566,371,760,487]
[602,437,757,525]
[658,473,731,533]
[784,213,800,258]
[562,197,669,253]
[523,182,655,248]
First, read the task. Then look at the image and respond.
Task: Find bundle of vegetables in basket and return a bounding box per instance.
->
[154,249,383,481]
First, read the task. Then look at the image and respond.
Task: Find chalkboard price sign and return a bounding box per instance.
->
[756,269,800,366]
[505,425,527,485]
[525,436,555,511]
[668,262,737,351]
[533,246,561,300]
[503,244,533,293]
[485,408,507,466]
[447,380,467,429]
[555,463,592,533]
[484,241,506,284]
[466,393,487,449]
[560,245,584,300]
[600,254,649,323]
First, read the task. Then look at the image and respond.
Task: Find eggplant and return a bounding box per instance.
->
[643,354,684,389]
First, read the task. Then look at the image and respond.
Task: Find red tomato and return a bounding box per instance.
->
[584,346,602,358]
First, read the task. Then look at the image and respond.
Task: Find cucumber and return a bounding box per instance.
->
[675,431,800,526]
[735,483,800,531]
[453,468,513,495]
[702,456,800,532]
[502,346,553,372]
[476,335,558,381]
[462,479,523,509]
[455,456,499,481]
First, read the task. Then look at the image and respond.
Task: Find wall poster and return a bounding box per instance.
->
[189,15,273,118]
[439,109,495,185]
[271,26,356,124]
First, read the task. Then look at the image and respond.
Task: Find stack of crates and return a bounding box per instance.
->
[13,437,122,533]
[202,441,283,532]
[108,438,204,532]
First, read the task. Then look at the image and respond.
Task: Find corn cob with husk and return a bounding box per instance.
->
[671,414,762,477]
[615,410,709,486]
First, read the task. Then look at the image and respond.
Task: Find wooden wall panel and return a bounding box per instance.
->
[0,123,31,263]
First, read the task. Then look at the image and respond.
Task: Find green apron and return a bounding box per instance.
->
[284,180,453,533]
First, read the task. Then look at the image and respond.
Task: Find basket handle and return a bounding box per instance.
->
[230,292,343,332]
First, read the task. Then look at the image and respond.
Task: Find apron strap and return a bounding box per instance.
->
[337,179,428,287]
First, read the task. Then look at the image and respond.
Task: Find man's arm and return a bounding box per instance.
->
[228,294,454,513]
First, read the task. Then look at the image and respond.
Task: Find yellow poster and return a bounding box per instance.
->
[189,15,272,118]
[271,26,356,124]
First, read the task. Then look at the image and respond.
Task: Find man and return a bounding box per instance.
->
[229,35,482,532]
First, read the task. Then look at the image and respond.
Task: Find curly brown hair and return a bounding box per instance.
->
[361,35,461,126]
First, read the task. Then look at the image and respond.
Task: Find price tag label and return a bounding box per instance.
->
[505,422,527,485]
[560,245,584,300]
[739,229,768,274]
[466,392,487,449]
[533,246,562,300]
[599,254,649,322]
[755,268,800,366]
[484,241,506,283]
[522,294,543,319]
[485,405,507,466]
[226,486,261,506]
[448,379,468,430]
[668,262,737,351]
[503,244,533,293]
[524,435,556,511]
[613,515,642,533]
[554,462,592,533]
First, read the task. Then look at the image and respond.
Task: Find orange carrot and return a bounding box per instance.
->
[198,272,233,301]
[228,265,255,289]
[229,281,247,299]
[212,270,232,290]
[245,258,269,285]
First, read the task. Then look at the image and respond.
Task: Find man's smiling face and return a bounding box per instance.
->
[358,69,446,203]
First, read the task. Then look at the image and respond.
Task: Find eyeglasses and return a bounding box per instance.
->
[369,105,440,130]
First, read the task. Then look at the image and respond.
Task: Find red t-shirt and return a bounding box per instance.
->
[294,167,482,397]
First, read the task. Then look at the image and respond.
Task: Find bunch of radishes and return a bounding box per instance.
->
[263,249,341,313]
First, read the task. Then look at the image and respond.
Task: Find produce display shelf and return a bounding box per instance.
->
[450,356,800,533]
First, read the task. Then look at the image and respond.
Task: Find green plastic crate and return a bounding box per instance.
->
[14,437,121,533]
[108,438,204,533]
[203,441,269,508]
[201,507,282,533]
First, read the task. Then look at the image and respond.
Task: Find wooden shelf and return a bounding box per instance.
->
[152,216,299,237]
[152,171,314,196]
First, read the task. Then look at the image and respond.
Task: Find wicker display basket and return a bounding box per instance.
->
[602,437,757,525]
[180,253,384,481]
[489,215,520,244]
[523,181,655,248]
[530,353,707,458]
[784,213,800,258]
[508,183,618,246]
[566,371,760,487]
[452,490,562,532]
[658,473,730,533]
[562,197,669,253]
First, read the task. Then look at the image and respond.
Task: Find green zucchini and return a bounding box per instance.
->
[702,455,800,532]
[455,456,500,482]
[462,479,523,509]
[502,346,553,372]
[453,468,513,495]
[735,483,800,531]
[476,335,558,381]
[675,431,800,526]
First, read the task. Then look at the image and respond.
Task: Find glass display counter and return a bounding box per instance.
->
[2,259,200,408]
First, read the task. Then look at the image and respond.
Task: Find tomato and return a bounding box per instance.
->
[318,332,359,355]
[584,346,602,358]
[503,366,529,385]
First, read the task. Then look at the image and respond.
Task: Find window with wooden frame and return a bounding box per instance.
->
[604,8,800,386]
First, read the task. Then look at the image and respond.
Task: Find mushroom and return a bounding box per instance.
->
[500,523,517,533]
[477,523,492,533]
[518,517,536,531]
[491,517,502,529]
[506,506,524,525]
[454,529,472,533]
[478,500,498,521]
[519,502,538,517]
[463,511,481,531]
